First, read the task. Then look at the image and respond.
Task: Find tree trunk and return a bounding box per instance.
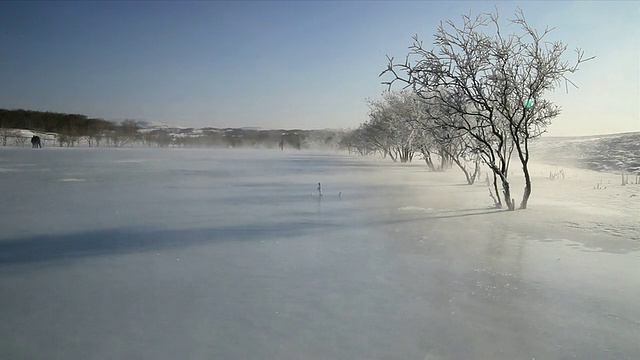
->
[400,148,410,163]
[519,161,532,209]
[455,158,472,184]
[438,149,450,170]
[422,149,436,171]
[499,174,515,211]
[471,159,481,184]
[493,171,502,208]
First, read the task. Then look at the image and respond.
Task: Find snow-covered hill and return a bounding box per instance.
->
[530,132,640,174]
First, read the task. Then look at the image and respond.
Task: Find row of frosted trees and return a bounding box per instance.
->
[339,90,482,185]
[341,9,591,210]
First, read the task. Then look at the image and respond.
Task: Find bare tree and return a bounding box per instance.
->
[66,132,80,147]
[106,131,126,147]
[14,134,29,147]
[382,8,592,210]
[91,121,109,147]
[437,131,482,185]
[412,127,439,171]
[408,97,484,183]
[56,133,68,147]
[339,127,377,156]
[0,128,16,146]
[82,135,91,147]
[120,119,140,145]
[364,91,419,163]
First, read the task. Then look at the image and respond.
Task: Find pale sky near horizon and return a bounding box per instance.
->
[0,1,637,136]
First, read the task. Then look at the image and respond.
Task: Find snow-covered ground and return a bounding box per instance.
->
[0,147,638,359]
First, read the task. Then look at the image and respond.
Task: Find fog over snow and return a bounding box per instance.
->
[0,142,638,359]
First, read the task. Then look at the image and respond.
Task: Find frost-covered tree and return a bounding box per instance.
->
[0,128,16,146]
[360,118,394,158]
[432,123,482,185]
[405,95,482,184]
[13,134,28,147]
[340,127,378,156]
[348,90,481,185]
[363,90,420,163]
[382,8,592,210]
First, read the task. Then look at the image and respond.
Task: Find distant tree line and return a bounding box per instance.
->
[0,108,345,150]
[0,108,116,134]
[0,109,142,148]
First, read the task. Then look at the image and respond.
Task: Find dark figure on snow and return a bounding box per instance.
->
[279,139,284,151]
[31,135,42,148]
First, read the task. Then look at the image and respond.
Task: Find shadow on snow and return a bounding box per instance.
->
[0,222,342,269]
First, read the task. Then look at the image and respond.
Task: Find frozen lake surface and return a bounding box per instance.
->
[0,148,638,359]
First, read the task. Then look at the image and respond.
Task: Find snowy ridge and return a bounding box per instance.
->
[530,132,640,173]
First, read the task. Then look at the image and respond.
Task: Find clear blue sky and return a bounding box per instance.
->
[0,1,637,136]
